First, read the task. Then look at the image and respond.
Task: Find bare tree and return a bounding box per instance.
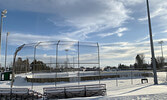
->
[135,54,145,69]
[156,56,165,69]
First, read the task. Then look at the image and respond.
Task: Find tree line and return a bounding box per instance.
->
[1,53,166,73]
[104,54,166,71]
[14,57,51,73]
[14,57,82,73]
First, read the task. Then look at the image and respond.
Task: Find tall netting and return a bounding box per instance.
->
[11,41,100,88]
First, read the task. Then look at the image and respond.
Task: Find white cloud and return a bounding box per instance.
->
[139,0,167,20]
[116,27,128,33]
[136,32,158,43]
[138,0,167,33]
[99,38,167,66]
[117,33,123,37]
[3,32,167,67]
[98,27,128,37]
[136,35,150,42]
[120,0,144,6]
[0,55,13,67]
[162,30,167,33]
[0,0,132,39]
[7,33,75,46]
[138,7,165,21]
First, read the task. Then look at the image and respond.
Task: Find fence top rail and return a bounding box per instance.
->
[21,40,98,48]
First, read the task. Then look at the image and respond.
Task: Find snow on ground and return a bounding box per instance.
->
[0,72,167,99]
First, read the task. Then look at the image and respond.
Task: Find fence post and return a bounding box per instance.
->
[131,70,133,85]
[84,85,86,97]
[116,71,118,86]
[55,40,60,86]
[97,43,101,84]
[32,42,41,90]
[64,87,66,98]
[11,44,25,88]
[78,41,80,85]
[166,71,167,81]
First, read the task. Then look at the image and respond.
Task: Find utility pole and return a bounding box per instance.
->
[146,0,158,84]
[50,57,52,72]
[0,9,7,68]
[65,49,69,68]
[4,32,9,71]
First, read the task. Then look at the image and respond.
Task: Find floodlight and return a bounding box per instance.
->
[2,9,7,14]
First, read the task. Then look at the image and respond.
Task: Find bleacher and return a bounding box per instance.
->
[0,84,106,99]
[43,84,106,99]
[0,88,42,99]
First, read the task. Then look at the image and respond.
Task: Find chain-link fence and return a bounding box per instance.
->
[10,40,167,89]
[11,41,101,88]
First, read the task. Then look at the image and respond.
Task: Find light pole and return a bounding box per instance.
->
[73,57,74,68]
[146,0,158,84]
[158,41,164,58]
[4,32,9,71]
[158,41,166,81]
[50,57,52,72]
[65,49,69,68]
[0,9,7,67]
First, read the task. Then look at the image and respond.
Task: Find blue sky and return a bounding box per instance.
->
[0,0,167,67]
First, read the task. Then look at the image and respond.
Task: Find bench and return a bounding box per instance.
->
[11,88,29,99]
[0,88,11,100]
[0,88,11,94]
[0,88,11,97]
[85,84,106,97]
[43,84,106,99]
[12,88,29,94]
[0,88,42,99]
[141,78,148,84]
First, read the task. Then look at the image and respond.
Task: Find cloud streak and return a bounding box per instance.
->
[138,0,167,33]
[98,27,128,37]
[6,32,75,46]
